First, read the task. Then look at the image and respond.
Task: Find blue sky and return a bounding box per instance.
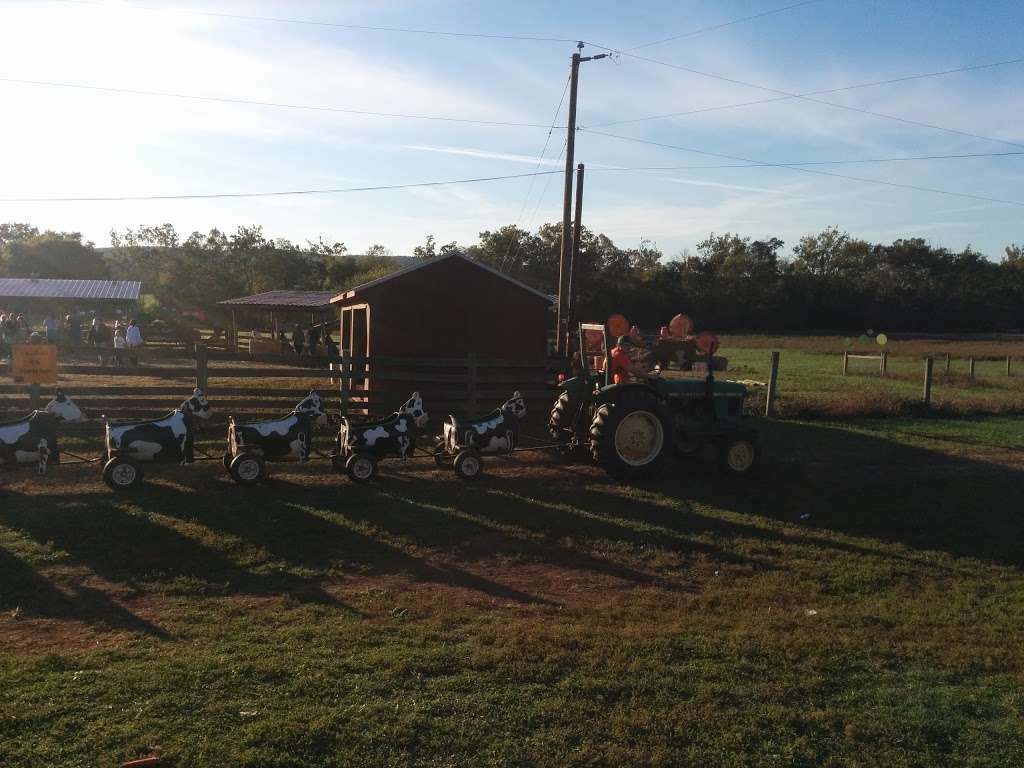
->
[1,0,1021,259]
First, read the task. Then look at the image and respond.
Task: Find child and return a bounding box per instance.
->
[113,326,127,367]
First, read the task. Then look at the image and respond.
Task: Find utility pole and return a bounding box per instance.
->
[565,163,585,353]
[556,42,607,356]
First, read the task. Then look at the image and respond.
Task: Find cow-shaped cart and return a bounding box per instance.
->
[332,392,428,483]
[0,390,85,474]
[435,391,526,481]
[102,388,212,490]
[223,391,326,485]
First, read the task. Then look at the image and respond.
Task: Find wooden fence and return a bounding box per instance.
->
[0,344,556,424]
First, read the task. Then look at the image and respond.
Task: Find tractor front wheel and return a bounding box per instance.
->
[590,390,671,482]
[717,436,760,476]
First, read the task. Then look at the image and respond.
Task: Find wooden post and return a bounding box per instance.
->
[230,308,237,353]
[842,351,849,375]
[922,357,933,407]
[880,351,888,376]
[1007,356,1012,377]
[29,382,41,410]
[765,351,780,418]
[968,356,975,378]
[336,352,350,417]
[944,353,951,373]
[194,343,208,392]
[466,352,478,416]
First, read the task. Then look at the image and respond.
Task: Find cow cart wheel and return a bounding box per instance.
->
[453,450,483,482]
[103,457,144,490]
[717,436,760,476]
[229,452,265,485]
[345,453,378,483]
[222,452,233,472]
[590,390,671,482]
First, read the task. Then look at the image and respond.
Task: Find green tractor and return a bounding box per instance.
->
[549,322,760,481]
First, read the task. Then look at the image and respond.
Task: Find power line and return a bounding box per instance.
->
[513,76,572,228]
[0,170,562,204]
[588,48,1024,150]
[581,129,1024,207]
[588,57,1024,129]
[0,76,560,129]
[591,149,1024,170]
[56,0,578,44]
[623,0,828,52]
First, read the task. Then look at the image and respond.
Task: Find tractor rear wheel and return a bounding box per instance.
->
[590,390,671,482]
[549,391,586,460]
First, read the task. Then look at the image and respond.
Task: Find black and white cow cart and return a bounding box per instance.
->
[434,391,526,481]
[101,389,212,490]
[332,392,428,483]
[223,391,326,485]
[0,390,85,474]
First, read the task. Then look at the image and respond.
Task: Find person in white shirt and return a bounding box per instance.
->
[125,319,143,365]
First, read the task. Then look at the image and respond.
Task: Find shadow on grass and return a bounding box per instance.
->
[674,419,1024,569]
[0,547,170,638]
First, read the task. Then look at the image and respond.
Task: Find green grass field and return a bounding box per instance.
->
[718,335,1023,418]
[2,410,1023,766]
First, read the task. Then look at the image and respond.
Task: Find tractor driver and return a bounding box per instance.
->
[610,336,657,383]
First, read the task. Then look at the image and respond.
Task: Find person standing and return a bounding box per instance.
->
[43,314,59,344]
[113,325,127,367]
[305,325,319,357]
[291,323,304,356]
[323,332,338,358]
[125,319,143,365]
[88,317,112,365]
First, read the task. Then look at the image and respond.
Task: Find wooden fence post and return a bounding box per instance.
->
[944,353,951,373]
[466,352,478,416]
[880,351,888,376]
[194,343,208,392]
[29,382,41,410]
[338,351,350,417]
[922,357,933,407]
[1007,356,1012,377]
[968,356,976,378]
[765,351,780,417]
[842,351,849,376]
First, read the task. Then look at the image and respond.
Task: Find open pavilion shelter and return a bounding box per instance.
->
[0,278,141,321]
[218,290,335,352]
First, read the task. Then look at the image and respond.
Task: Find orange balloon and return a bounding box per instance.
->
[606,314,630,337]
[670,313,693,338]
[695,331,719,355]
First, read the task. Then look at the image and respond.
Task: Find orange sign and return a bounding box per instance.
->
[11,343,58,384]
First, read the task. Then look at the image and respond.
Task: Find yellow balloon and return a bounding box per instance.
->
[876,333,888,346]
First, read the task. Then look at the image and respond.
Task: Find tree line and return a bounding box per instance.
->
[2,221,1022,332]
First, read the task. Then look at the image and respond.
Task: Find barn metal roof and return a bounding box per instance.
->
[331,253,554,304]
[219,290,336,311]
[0,278,141,301]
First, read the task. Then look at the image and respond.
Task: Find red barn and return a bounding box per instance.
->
[330,253,553,361]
